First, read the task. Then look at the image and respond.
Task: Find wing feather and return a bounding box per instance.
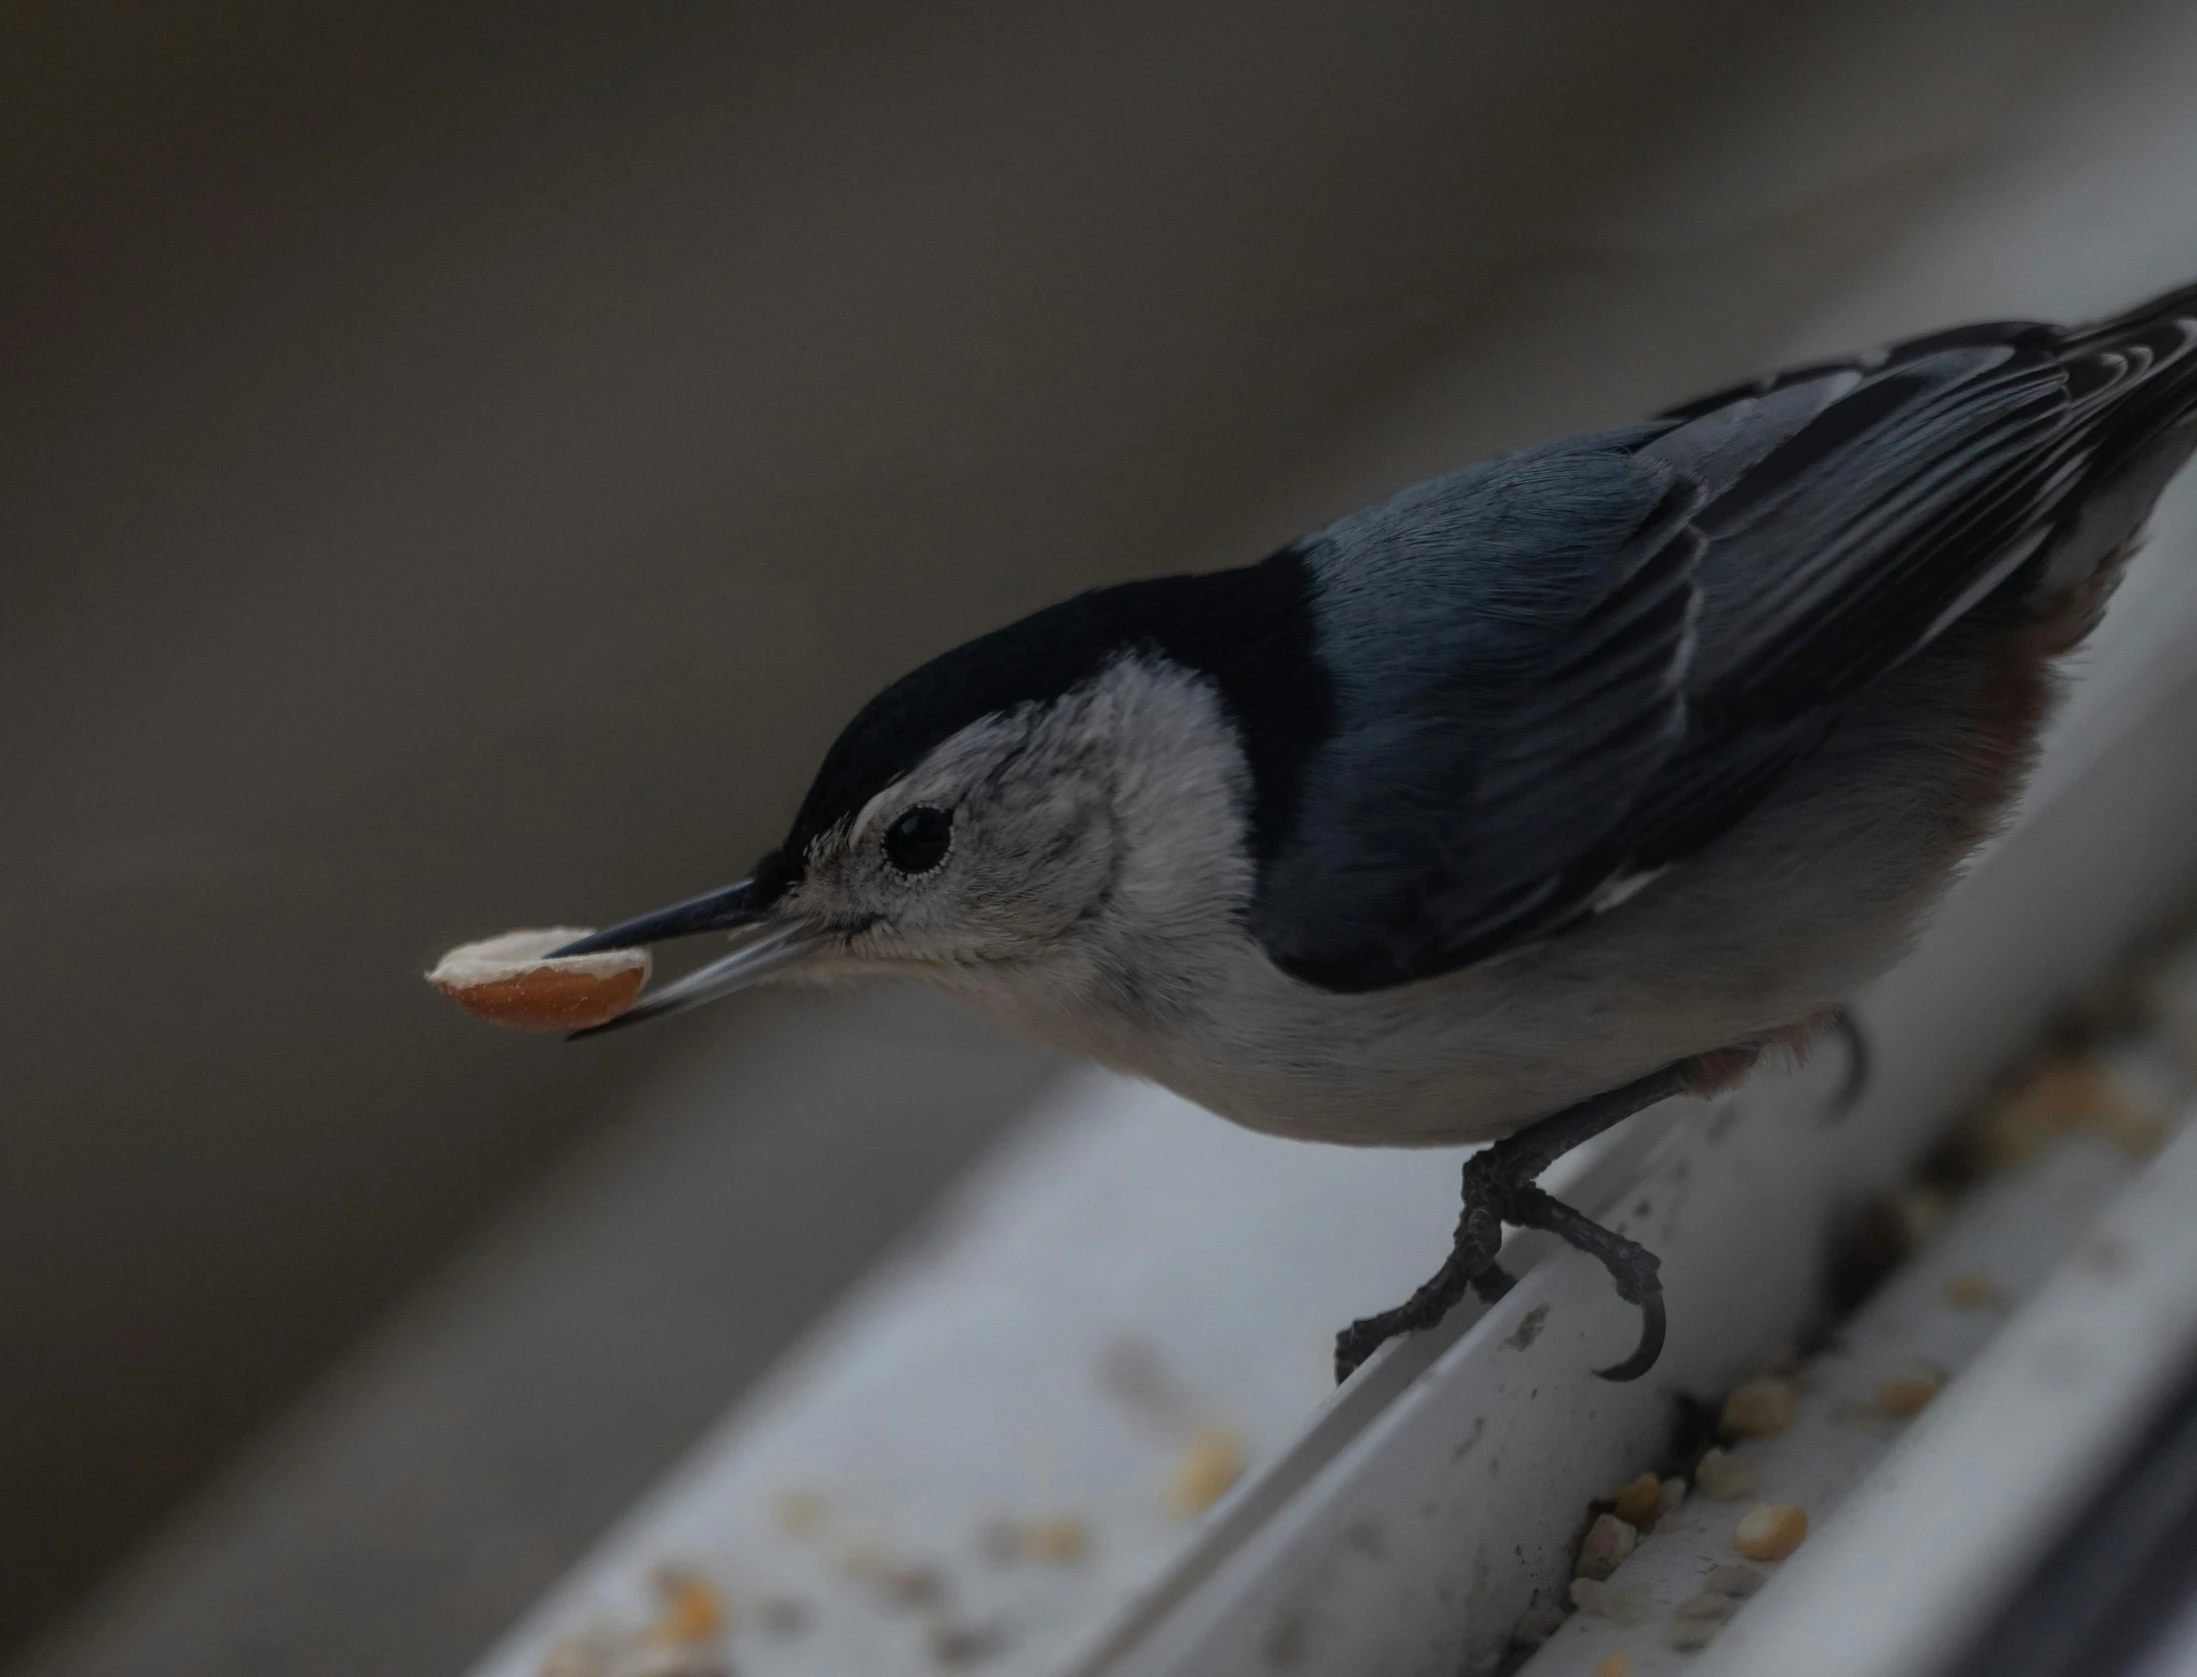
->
[1252,283,2197,992]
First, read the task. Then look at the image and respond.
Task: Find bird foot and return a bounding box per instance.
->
[1333,1064,1687,1385]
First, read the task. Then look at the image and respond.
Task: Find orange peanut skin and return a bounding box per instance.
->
[433,963,646,1031]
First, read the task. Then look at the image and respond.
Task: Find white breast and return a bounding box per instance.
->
[939,642,2007,1148]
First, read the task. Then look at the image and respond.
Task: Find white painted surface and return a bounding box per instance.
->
[1700,1118,2197,1677]
[466,1072,1489,1677]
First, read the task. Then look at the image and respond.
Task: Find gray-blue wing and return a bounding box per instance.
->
[1254,289,2197,993]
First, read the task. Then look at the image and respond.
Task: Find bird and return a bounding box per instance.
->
[555,275,2197,1386]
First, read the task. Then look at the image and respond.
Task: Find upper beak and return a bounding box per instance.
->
[552,877,833,1038]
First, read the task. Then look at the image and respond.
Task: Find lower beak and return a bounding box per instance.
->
[553,876,833,1038]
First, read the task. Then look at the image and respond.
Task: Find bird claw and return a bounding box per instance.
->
[1507,1180,1666,1383]
[1592,1283,1666,1382]
[1330,1063,1690,1386]
[1333,1211,1664,1385]
[1332,1317,1393,1384]
[1470,1262,1517,1304]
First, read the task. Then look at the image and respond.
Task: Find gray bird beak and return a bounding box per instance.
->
[551,877,833,1038]
[551,879,771,953]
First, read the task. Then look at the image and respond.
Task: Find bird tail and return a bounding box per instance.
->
[2016,276,2197,645]
[2054,275,2197,454]
[2063,274,2197,352]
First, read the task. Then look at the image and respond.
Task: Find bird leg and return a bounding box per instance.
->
[1333,1061,1696,1385]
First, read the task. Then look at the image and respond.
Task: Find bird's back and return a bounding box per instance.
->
[1247,279,2197,997]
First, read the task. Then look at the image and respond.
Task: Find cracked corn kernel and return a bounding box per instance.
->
[646,1567,726,1644]
[1168,1424,1245,1519]
[1612,1472,1663,1528]
[1973,1058,2165,1169]
[538,1632,618,1677]
[1595,1654,1632,1677]
[1576,1513,1638,1581]
[1875,1362,1948,1417]
[1693,1448,1763,1501]
[1732,1503,1809,1561]
[835,1542,943,1607]
[1719,1379,1798,1439]
[1021,1515,1090,1564]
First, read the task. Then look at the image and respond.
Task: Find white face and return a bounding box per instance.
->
[780,695,1125,975]
[771,655,1257,1009]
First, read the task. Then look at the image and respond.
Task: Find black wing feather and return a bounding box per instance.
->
[1255,280,2197,992]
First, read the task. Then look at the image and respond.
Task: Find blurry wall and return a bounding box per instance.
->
[0,0,2121,1654]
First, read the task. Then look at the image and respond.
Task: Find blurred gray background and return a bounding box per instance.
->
[3,0,2185,1670]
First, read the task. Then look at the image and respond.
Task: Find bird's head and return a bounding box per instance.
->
[559,552,1328,1035]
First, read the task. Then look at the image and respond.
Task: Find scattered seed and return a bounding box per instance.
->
[1576,1512,1639,1582]
[1594,1653,1633,1677]
[1168,1423,1245,1519]
[836,1541,944,1608]
[1612,1473,1663,1528]
[1022,1515,1090,1565]
[1875,1362,1949,1417]
[1694,1448,1763,1501]
[1944,1270,2009,1311]
[1673,1593,1736,1623]
[646,1567,726,1645]
[1973,1058,2165,1169]
[536,1593,732,1677]
[615,1647,729,1677]
[538,1630,619,1677]
[1720,1379,1797,1440]
[1732,1503,1809,1562]
[981,1513,1091,1565]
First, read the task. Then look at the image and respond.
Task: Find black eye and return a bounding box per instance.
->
[883,805,953,874]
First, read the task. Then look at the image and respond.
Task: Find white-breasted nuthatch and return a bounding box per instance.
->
[558,278,2197,1383]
